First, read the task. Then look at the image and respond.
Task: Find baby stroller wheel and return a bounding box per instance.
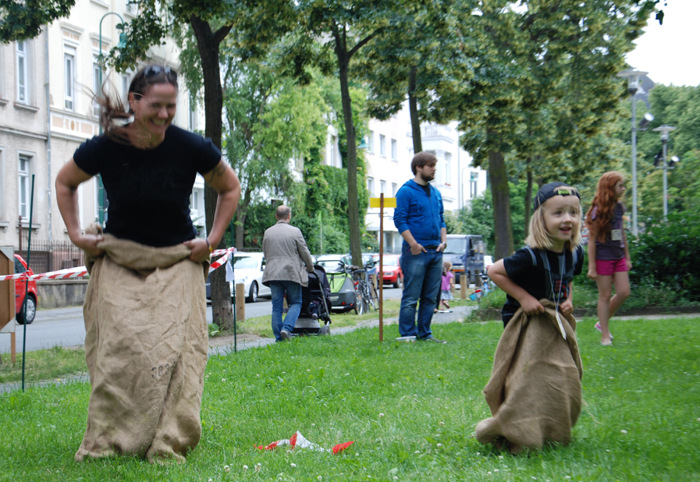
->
[319,324,331,336]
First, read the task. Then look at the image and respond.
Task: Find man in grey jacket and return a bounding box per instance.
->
[262,205,315,341]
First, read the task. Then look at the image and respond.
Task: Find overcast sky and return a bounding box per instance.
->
[626,0,700,87]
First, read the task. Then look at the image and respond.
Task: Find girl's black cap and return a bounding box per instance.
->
[533,182,580,211]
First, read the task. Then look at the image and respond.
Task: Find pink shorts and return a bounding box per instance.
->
[596,258,628,276]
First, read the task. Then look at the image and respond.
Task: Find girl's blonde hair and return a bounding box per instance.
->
[525,196,582,252]
[443,260,453,272]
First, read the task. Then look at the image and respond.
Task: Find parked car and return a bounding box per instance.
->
[14,254,38,325]
[206,252,271,303]
[483,255,494,273]
[315,254,346,273]
[443,234,485,285]
[381,254,403,288]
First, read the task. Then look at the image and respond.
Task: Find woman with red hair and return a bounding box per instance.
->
[586,172,632,345]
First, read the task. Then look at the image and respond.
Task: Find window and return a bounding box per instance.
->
[93,56,101,117]
[16,40,28,103]
[379,134,386,157]
[444,152,452,185]
[469,172,478,199]
[121,74,130,104]
[367,177,374,195]
[64,45,76,110]
[188,95,196,130]
[391,139,397,161]
[380,180,386,194]
[125,0,136,13]
[391,182,397,196]
[368,130,374,153]
[330,135,338,167]
[18,155,31,219]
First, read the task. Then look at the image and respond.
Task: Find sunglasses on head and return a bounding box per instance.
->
[144,65,177,80]
[554,187,576,196]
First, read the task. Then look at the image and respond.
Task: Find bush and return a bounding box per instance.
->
[629,211,700,301]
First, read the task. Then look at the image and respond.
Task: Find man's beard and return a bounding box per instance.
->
[420,171,435,183]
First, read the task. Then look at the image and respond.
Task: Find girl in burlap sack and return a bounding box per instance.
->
[585,172,631,346]
[481,182,584,453]
[55,65,241,463]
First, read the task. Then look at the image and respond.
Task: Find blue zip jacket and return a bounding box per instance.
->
[394,179,446,247]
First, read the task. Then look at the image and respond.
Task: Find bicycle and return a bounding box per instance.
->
[344,263,378,314]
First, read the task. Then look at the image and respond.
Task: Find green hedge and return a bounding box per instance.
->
[574,211,700,302]
[629,212,700,300]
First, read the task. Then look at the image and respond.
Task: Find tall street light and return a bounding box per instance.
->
[618,68,647,236]
[652,125,676,220]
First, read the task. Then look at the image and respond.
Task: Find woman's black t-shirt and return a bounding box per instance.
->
[73,125,221,247]
[501,245,584,326]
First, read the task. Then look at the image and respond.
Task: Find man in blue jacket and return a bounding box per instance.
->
[394,152,448,343]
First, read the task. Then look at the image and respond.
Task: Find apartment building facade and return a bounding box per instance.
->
[363,103,488,252]
[0,0,200,255]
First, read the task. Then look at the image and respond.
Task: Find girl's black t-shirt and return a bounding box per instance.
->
[73,125,221,247]
[501,245,584,326]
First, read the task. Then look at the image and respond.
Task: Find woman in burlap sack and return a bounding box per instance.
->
[482,182,584,453]
[55,65,240,463]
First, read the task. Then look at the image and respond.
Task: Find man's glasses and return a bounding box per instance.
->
[144,65,178,81]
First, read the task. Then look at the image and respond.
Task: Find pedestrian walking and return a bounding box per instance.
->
[585,171,631,345]
[393,152,447,343]
[55,64,241,463]
[262,205,315,341]
[479,182,584,453]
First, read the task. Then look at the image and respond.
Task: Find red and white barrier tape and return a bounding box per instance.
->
[0,247,237,281]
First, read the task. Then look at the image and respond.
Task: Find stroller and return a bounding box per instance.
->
[292,265,333,336]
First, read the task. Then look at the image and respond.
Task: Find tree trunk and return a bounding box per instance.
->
[191,15,234,331]
[488,144,513,260]
[408,66,422,154]
[235,208,247,250]
[335,43,363,267]
[524,158,533,238]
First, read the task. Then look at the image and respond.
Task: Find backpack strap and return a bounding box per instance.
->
[524,246,538,267]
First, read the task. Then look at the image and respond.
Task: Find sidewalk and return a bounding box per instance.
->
[208,304,477,356]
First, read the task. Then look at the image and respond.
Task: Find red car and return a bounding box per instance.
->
[14,254,37,324]
[381,255,403,288]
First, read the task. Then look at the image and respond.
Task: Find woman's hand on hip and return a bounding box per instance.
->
[184,238,211,263]
[72,233,104,256]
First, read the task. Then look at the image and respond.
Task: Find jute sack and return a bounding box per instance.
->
[475,300,583,452]
[75,225,209,463]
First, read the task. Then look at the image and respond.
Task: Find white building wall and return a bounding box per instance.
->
[0,0,199,252]
[363,102,487,252]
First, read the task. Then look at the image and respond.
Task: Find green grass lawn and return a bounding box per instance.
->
[0,346,87,384]
[1,317,698,481]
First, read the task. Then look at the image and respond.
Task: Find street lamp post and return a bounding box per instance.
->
[618,68,648,236]
[652,125,676,220]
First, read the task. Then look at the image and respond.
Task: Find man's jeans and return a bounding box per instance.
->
[398,245,443,338]
[270,281,303,341]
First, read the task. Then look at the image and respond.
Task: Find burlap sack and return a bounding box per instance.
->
[75,225,209,463]
[475,300,583,452]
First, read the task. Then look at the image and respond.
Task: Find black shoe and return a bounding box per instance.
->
[422,336,447,344]
[280,330,292,341]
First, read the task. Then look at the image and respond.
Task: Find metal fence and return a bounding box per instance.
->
[17,236,85,275]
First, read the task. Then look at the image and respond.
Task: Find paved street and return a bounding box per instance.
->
[0,287,404,353]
